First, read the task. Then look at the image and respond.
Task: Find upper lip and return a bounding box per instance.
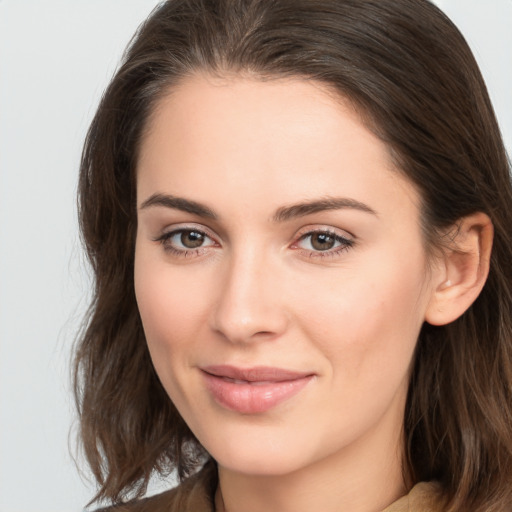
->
[201,365,313,382]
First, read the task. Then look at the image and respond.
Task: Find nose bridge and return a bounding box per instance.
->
[210,243,287,343]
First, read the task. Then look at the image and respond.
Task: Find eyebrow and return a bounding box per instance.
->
[139,193,217,219]
[273,197,377,222]
[139,193,377,221]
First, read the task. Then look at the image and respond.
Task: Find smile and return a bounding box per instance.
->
[200,365,314,414]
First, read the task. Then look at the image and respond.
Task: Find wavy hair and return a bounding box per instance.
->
[74,0,512,509]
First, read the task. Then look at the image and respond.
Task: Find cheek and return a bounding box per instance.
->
[294,250,429,387]
[134,248,209,372]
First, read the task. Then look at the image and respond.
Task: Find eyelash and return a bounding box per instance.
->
[293,230,354,259]
[154,228,218,258]
[154,227,354,259]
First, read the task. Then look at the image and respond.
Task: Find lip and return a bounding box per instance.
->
[200,365,314,414]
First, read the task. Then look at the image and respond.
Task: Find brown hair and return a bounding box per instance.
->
[75,0,512,509]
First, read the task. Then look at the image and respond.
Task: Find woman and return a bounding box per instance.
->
[74,0,512,510]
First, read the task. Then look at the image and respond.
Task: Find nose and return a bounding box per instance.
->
[209,249,289,344]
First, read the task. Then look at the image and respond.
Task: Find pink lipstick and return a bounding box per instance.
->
[201,365,314,414]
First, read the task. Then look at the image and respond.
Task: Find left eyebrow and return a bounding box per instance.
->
[273,197,377,222]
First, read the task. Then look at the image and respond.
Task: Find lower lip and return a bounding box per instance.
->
[201,372,313,414]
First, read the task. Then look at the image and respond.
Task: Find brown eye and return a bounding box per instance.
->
[310,232,336,251]
[180,230,205,248]
[156,228,217,255]
[295,230,354,256]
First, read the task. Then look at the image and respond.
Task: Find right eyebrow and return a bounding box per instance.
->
[139,193,217,219]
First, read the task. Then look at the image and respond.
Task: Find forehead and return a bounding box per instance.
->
[136,73,419,219]
[140,73,384,165]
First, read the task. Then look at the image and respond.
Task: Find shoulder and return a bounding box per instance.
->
[94,461,217,512]
[383,481,445,512]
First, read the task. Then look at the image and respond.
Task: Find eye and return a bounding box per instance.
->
[293,229,354,257]
[155,227,218,256]
[174,230,209,249]
[302,232,338,251]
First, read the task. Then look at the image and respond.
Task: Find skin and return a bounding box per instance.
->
[134,74,445,512]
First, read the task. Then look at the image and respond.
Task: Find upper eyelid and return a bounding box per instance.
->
[154,227,219,256]
[154,223,219,241]
[293,231,354,249]
[294,225,355,240]
[152,223,355,247]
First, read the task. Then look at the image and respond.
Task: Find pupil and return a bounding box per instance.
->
[181,231,204,248]
[311,233,335,251]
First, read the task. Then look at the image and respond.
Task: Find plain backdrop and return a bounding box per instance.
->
[0,1,510,511]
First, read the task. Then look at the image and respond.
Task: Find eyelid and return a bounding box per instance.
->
[292,224,355,242]
[290,225,355,257]
[152,222,221,259]
[152,223,354,259]
[152,222,220,242]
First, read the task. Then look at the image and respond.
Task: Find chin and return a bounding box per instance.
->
[214,449,307,477]
[199,426,317,477]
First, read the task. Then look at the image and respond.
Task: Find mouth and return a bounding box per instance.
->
[200,365,314,414]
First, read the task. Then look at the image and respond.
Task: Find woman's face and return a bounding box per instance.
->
[134,74,439,477]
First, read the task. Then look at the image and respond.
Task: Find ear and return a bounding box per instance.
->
[425,212,493,326]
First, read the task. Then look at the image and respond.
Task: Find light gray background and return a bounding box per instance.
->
[0,1,510,511]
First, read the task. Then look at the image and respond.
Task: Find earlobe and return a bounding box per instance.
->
[425,212,493,326]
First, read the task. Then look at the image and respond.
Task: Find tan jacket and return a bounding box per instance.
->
[99,462,443,512]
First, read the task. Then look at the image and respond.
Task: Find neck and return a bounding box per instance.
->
[215,411,407,512]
